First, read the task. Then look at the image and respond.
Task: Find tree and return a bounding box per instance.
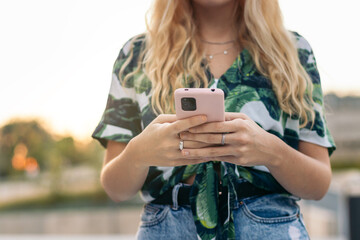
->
[0,119,54,177]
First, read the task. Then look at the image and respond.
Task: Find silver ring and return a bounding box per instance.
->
[179,140,184,150]
[221,133,226,145]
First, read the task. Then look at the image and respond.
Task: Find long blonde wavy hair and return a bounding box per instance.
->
[120,0,315,127]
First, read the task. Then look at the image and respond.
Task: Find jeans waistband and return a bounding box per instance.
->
[151,180,274,207]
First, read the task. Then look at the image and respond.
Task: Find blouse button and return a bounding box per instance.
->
[219,180,222,195]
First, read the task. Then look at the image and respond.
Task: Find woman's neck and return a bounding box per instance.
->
[192,0,237,42]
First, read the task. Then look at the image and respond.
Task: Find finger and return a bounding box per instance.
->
[180,132,223,144]
[181,132,239,145]
[207,156,255,167]
[183,140,216,149]
[181,146,234,158]
[225,112,251,121]
[171,115,207,133]
[153,114,178,124]
[188,120,240,133]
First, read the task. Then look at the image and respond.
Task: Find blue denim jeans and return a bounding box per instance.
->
[136,183,310,239]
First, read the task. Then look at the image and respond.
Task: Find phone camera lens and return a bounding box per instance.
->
[181,97,196,111]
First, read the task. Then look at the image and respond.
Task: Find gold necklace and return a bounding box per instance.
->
[201,39,235,45]
[205,46,236,60]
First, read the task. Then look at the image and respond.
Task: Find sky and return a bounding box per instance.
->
[0,0,359,142]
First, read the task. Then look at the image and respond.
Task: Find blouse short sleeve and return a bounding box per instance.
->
[294,32,336,156]
[91,39,143,148]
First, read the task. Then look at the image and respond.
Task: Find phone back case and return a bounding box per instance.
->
[174,88,225,122]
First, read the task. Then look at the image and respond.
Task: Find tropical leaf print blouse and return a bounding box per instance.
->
[92,32,336,240]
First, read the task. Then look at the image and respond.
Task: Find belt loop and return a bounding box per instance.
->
[171,182,183,210]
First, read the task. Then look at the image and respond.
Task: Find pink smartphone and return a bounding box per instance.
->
[174,88,225,122]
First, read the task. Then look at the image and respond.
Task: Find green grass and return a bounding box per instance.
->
[331,156,360,171]
[331,162,360,171]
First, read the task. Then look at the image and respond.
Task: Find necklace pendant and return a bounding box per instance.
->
[224,50,228,55]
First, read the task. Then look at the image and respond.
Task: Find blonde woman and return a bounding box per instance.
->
[92,0,336,239]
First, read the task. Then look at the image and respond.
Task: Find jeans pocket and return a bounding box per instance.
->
[240,193,300,224]
[140,203,170,227]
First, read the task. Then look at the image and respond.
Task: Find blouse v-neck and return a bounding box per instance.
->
[207,48,248,88]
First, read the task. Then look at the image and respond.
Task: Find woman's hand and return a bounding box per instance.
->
[130,114,213,168]
[179,112,279,167]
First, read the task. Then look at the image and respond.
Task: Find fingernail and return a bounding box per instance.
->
[183,151,189,156]
[202,116,207,121]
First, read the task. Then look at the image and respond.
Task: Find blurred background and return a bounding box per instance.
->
[0,0,359,239]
